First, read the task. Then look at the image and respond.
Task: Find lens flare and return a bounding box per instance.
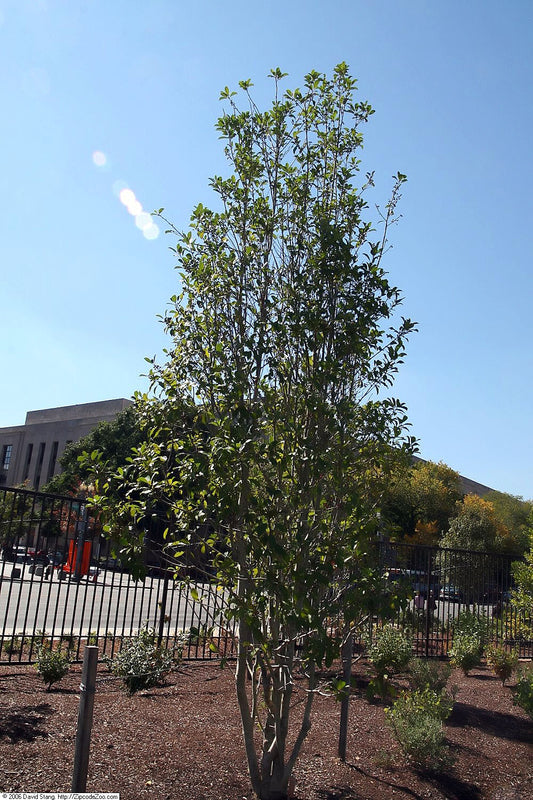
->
[92,151,107,167]
[119,188,136,207]
[143,223,160,240]
[135,212,152,231]
[115,183,158,241]
[127,200,143,216]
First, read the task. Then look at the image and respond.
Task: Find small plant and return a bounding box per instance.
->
[486,644,519,685]
[87,631,98,646]
[452,609,489,648]
[388,709,450,770]
[449,633,483,675]
[105,625,174,695]
[34,629,50,647]
[366,624,412,678]
[392,686,454,722]
[408,658,451,693]
[512,666,533,719]
[386,687,454,771]
[35,646,71,690]
[2,635,22,655]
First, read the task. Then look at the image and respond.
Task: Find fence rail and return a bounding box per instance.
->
[1,486,531,663]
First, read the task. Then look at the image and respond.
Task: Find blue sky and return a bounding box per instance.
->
[1,0,532,499]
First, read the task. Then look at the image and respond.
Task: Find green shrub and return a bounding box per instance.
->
[2,635,22,655]
[386,688,454,770]
[449,612,487,676]
[105,625,175,695]
[452,609,489,648]
[35,647,71,690]
[408,658,451,693]
[366,624,412,678]
[449,633,483,675]
[391,686,454,722]
[34,629,50,647]
[512,666,533,718]
[486,644,519,685]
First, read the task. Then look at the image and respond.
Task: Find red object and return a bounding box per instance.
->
[62,540,92,576]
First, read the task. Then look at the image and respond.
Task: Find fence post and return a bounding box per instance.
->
[71,645,99,792]
[425,548,433,658]
[157,574,170,648]
[338,626,353,761]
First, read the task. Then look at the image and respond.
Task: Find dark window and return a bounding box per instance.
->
[23,443,33,481]
[46,441,59,481]
[1,444,12,470]
[34,442,46,490]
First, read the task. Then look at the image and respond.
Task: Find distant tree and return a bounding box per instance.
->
[380,460,463,543]
[441,494,502,552]
[92,65,416,800]
[438,494,511,599]
[0,488,34,551]
[482,490,532,557]
[42,406,143,496]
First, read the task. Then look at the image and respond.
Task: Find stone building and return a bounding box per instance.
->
[0,398,132,490]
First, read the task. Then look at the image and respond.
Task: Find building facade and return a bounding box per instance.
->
[0,398,132,491]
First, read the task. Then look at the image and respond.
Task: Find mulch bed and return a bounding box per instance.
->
[1,658,532,799]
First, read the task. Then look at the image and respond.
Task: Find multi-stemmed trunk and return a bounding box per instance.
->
[235,615,316,800]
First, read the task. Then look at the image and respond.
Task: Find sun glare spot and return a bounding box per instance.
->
[127,199,143,216]
[143,223,160,240]
[135,212,152,231]
[119,188,136,207]
[92,150,107,167]
[114,182,158,241]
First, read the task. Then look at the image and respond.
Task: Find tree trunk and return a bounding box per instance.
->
[235,613,262,798]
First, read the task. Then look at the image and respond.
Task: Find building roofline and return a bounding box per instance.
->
[24,398,132,425]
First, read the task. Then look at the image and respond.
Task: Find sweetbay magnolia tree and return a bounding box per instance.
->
[94,64,416,800]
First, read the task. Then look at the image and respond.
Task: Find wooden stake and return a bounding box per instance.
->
[71,645,99,792]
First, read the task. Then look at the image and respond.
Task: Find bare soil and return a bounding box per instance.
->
[0,658,532,800]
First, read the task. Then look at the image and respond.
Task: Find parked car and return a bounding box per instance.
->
[1,544,15,561]
[2,545,32,563]
[439,584,462,602]
[28,551,64,575]
[29,551,50,574]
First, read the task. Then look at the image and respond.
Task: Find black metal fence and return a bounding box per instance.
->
[372,540,532,658]
[1,486,531,663]
[0,486,236,663]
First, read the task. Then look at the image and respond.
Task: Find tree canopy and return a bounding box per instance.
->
[93,64,415,800]
[42,406,143,497]
[482,490,532,556]
[379,459,464,543]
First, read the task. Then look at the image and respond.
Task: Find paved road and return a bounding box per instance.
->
[0,568,225,637]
